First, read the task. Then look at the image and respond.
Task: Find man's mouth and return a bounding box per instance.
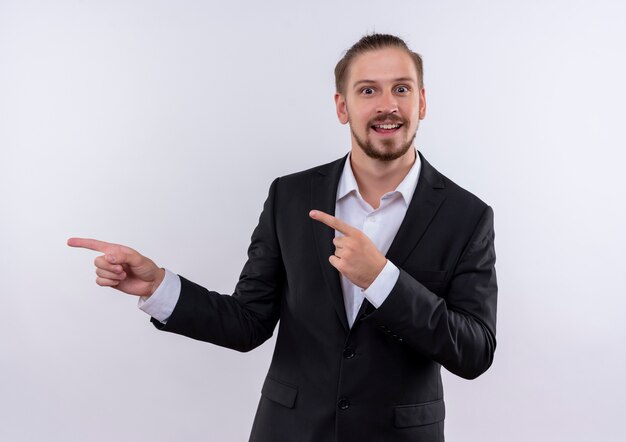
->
[371,123,403,134]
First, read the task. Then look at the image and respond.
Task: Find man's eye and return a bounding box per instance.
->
[361,87,375,95]
[396,86,409,93]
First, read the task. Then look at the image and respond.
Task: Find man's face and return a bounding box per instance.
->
[335,47,426,161]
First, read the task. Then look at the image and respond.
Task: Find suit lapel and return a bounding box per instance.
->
[311,155,350,332]
[385,152,446,267]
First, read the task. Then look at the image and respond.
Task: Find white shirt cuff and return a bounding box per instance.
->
[363,260,400,309]
[137,268,181,324]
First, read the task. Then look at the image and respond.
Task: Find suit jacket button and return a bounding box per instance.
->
[343,348,355,359]
[337,398,350,410]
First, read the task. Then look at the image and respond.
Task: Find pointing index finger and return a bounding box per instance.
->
[67,237,115,253]
[68,238,143,267]
[309,210,355,235]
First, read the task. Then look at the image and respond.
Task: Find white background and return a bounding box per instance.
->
[1,1,625,441]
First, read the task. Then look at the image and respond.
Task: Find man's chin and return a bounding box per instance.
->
[359,142,413,162]
[350,126,417,162]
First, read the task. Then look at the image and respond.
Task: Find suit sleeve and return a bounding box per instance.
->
[364,206,497,379]
[150,178,285,352]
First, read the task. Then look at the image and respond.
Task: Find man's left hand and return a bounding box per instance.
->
[309,210,387,289]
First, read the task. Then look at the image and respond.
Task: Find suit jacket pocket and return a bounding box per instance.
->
[394,399,445,428]
[261,376,298,409]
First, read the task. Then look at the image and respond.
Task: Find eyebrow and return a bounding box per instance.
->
[353,77,417,88]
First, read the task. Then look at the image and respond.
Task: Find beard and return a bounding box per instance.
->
[349,116,418,162]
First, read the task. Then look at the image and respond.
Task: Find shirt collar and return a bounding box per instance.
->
[336,149,422,206]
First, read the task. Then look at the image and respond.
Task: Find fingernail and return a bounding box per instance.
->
[309,210,317,217]
[107,254,116,263]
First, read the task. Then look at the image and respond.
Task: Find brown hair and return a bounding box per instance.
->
[334,33,424,94]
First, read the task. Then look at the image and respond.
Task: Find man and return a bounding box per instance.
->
[69,33,497,442]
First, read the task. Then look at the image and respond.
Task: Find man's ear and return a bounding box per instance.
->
[334,93,349,125]
[419,87,427,120]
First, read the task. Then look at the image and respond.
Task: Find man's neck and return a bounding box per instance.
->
[349,146,416,210]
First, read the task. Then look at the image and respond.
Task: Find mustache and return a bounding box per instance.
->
[369,114,406,125]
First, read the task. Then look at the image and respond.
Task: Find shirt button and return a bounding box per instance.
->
[338,398,351,410]
[343,348,356,359]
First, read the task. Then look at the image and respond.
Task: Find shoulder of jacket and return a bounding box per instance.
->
[276,155,346,184]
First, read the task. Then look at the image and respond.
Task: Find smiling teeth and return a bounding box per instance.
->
[375,124,400,129]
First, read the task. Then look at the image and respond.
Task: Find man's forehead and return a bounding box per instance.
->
[347,47,418,86]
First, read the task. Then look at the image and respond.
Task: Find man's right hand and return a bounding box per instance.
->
[67,238,165,297]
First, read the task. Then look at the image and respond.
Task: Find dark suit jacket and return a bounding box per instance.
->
[153,152,497,442]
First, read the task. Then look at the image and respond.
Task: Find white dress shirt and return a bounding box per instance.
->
[335,150,421,326]
[139,150,422,328]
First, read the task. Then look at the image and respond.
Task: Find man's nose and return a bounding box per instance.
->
[376,90,398,114]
